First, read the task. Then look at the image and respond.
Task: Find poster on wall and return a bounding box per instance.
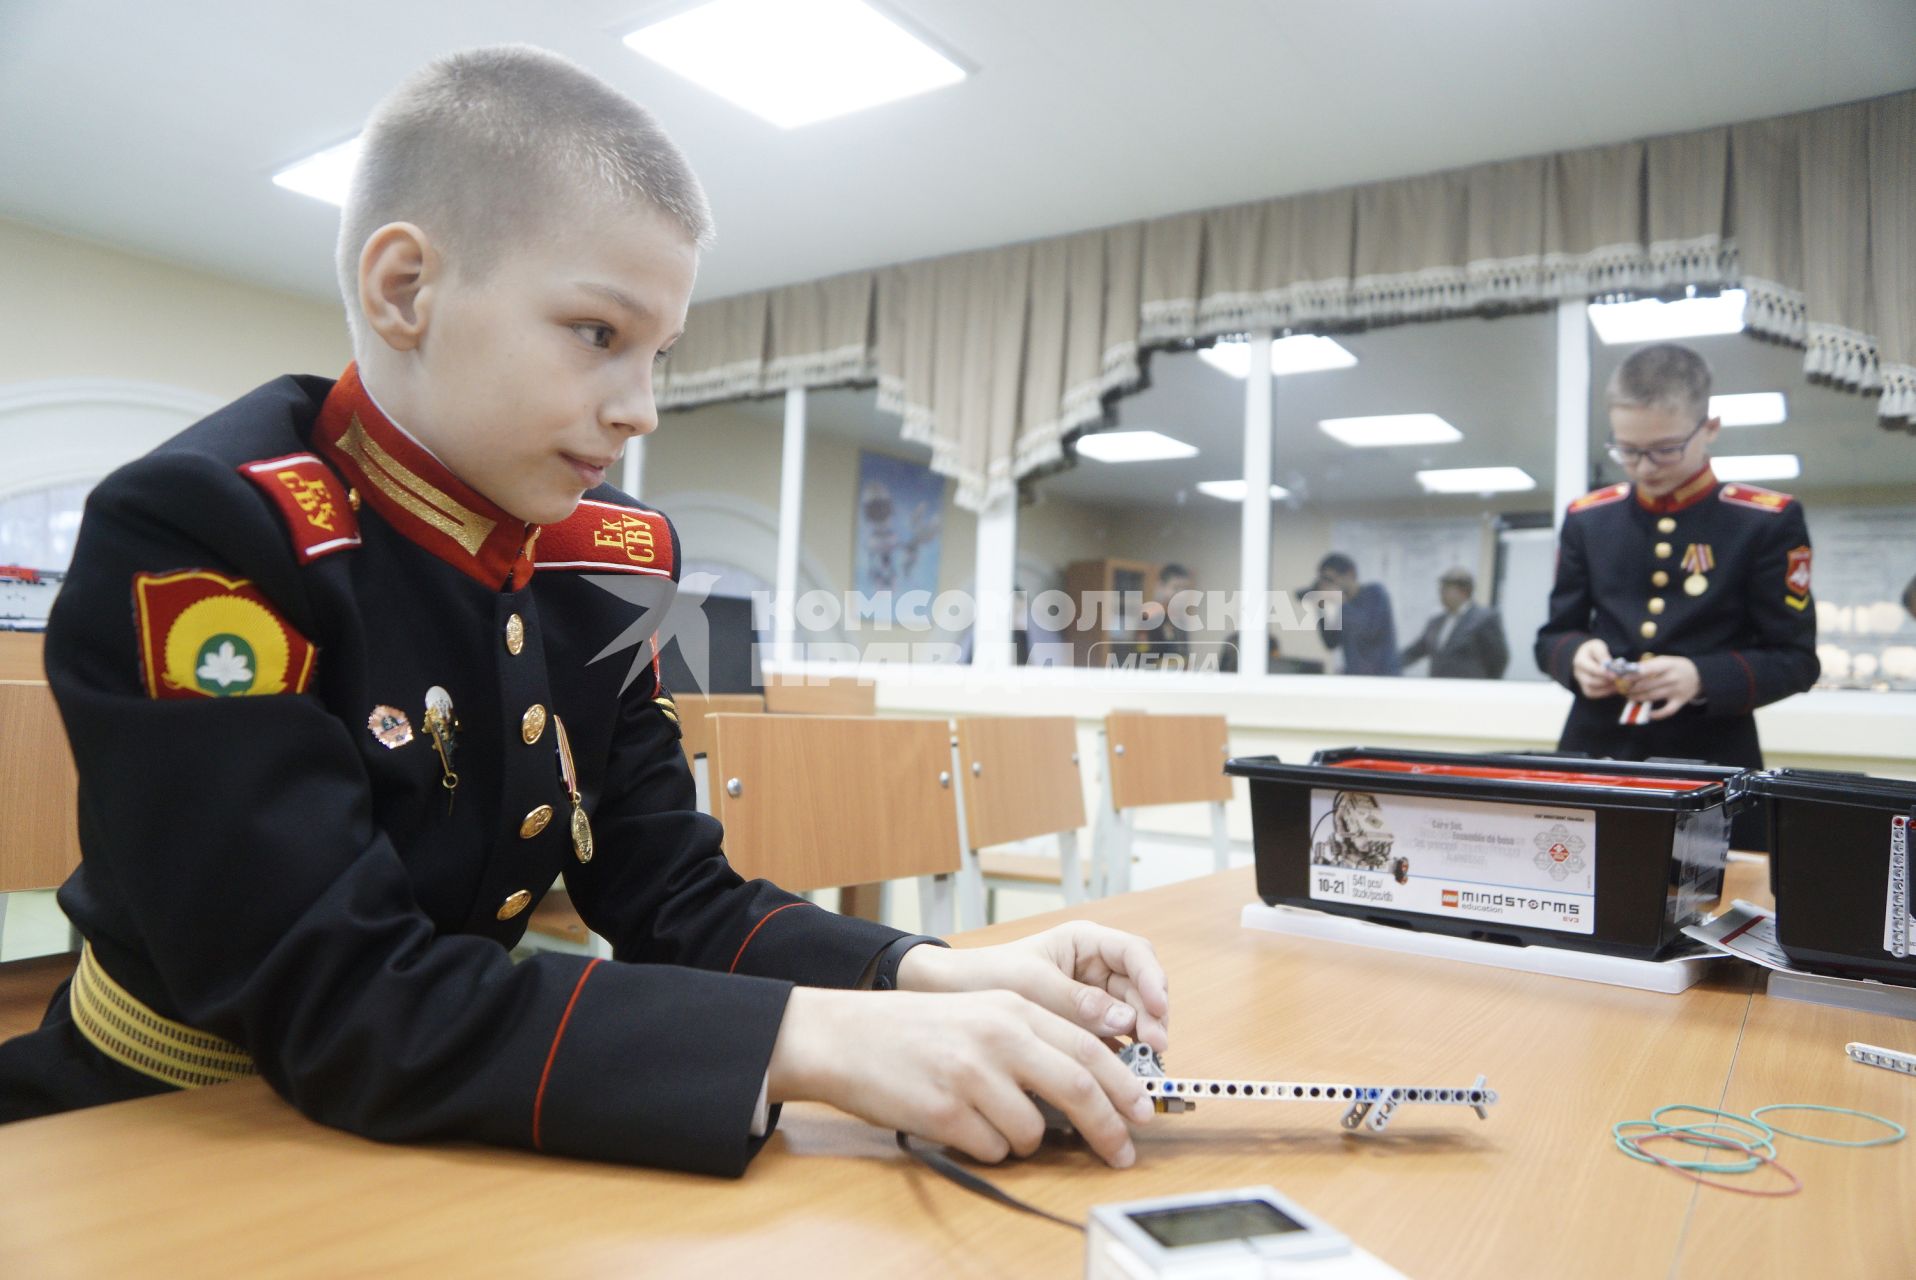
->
[854,450,944,622]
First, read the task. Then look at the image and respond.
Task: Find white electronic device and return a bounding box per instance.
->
[1085,1186,1405,1280]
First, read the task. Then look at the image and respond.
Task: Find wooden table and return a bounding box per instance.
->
[1,862,1910,1278]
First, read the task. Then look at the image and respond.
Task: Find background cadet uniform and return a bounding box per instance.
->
[1535,467,1819,776]
[0,366,922,1177]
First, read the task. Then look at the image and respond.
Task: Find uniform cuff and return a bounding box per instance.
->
[1692,652,1756,716]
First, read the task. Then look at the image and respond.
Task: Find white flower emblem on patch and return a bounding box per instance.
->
[197,641,254,689]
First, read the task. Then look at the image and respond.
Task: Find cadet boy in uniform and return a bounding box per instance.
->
[0,47,1169,1178]
[1535,343,1819,777]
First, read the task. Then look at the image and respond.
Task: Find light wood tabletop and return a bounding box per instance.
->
[0,860,1908,1278]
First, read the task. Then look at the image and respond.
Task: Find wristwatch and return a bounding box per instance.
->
[870,934,948,990]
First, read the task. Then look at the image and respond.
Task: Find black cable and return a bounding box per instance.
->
[894,1131,1083,1231]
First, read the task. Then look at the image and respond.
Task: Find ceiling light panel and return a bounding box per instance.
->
[1712,454,1802,482]
[1195,480,1293,501]
[1198,335,1358,378]
[1587,290,1747,344]
[1317,414,1462,448]
[1075,430,1199,463]
[1709,392,1788,426]
[1415,466,1536,494]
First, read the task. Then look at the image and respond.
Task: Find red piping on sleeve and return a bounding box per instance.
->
[532,957,601,1151]
[729,902,806,974]
[1549,633,1582,686]
[1730,651,1757,714]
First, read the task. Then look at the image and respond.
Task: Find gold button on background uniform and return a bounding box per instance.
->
[1648,597,1666,615]
[496,890,532,920]
[504,613,525,656]
[1655,541,1673,559]
[519,805,554,838]
[1640,621,1658,639]
[1657,517,1677,534]
[521,704,547,744]
[1652,570,1670,588]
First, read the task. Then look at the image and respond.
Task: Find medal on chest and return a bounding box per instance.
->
[554,715,594,864]
[422,685,460,814]
[1680,543,1714,597]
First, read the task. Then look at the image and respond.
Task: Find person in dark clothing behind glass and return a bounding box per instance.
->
[1312,553,1400,675]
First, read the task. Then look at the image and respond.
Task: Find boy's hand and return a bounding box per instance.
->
[1625,655,1702,719]
[767,987,1154,1167]
[896,922,1170,1054]
[1572,638,1618,698]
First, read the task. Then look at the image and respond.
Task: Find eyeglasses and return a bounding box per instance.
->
[1606,419,1707,468]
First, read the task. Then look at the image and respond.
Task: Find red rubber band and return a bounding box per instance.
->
[1629,1130,1802,1197]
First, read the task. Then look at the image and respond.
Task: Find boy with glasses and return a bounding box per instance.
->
[1535,342,1818,796]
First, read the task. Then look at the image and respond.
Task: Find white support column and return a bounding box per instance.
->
[619,436,646,498]
[1554,301,1592,530]
[773,387,807,665]
[972,490,1018,669]
[1237,333,1274,676]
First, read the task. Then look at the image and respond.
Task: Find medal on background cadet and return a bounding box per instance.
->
[1681,544,1713,597]
[423,685,460,814]
[553,715,593,863]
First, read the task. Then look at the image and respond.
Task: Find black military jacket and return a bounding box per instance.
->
[1,367,903,1176]
[1534,466,1819,764]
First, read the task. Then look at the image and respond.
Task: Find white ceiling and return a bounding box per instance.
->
[2,0,1912,305]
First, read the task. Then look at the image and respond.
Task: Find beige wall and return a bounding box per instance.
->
[0,218,349,398]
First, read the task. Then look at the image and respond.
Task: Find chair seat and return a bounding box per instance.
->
[977,851,1092,885]
[0,952,77,1041]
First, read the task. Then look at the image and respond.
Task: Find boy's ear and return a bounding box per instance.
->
[358,222,436,352]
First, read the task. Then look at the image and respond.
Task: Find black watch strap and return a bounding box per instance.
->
[871,934,948,991]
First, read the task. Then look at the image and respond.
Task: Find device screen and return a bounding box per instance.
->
[1127,1199,1308,1249]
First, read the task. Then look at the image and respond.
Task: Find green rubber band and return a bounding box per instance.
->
[1748,1104,1907,1148]
[1647,1104,1774,1145]
[1612,1121,1765,1173]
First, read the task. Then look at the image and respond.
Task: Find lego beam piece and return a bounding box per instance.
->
[1847,1042,1916,1077]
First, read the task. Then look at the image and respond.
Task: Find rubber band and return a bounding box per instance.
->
[1609,1119,1755,1172]
[1647,1104,1774,1145]
[1748,1104,1907,1149]
[1631,1131,1803,1197]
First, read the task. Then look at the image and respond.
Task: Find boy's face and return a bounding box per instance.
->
[1607,402,1720,502]
[403,200,697,525]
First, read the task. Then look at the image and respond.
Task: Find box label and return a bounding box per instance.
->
[1307,788,1597,935]
[1885,815,1910,959]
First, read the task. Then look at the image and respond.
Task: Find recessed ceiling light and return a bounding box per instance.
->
[1709,392,1788,426]
[625,0,966,129]
[1198,335,1358,378]
[1075,430,1199,463]
[1318,414,1462,448]
[272,136,362,207]
[1587,289,1747,344]
[1415,466,1536,494]
[1712,454,1802,482]
[1195,480,1293,501]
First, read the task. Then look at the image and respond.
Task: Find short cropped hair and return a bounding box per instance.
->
[1160,563,1193,582]
[1607,342,1713,421]
[337,45,713,349]
[1440,567,1474,593]
[1318,552,1357,578]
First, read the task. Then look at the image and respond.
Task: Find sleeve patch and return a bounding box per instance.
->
[133,570,316,699]
[1785,545,1812,603]
[1719,483,1795,514]
[536,499,676,578]
[239,454,361,563]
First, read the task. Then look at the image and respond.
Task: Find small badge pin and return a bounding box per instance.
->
[554,715,594,864]
[423,686,460,813]
[368,705,413,749]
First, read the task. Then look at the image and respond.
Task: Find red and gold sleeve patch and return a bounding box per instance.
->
[132,570,316,699]
[536,499,675,577]
[239,453,360,564]
[1784,545,1812,608]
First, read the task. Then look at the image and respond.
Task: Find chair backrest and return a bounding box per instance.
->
[954,716,1086,849]
[762,676,877,717]
[706,714,959,892]
[1102,711,1233,811]
[0,631,46,681]
[674,692,766,760]
[0,679,82,894]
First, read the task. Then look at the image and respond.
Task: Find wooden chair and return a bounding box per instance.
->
[952,716,1088,928]
[675,692,766,813]
[762,676,876,717]
[1092,712,1233,896]
[706,714,961,934]
[0,675,84,1038]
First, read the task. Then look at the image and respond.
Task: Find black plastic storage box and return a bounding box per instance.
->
[1227,748,1748,960]
[1744,769,1916,987]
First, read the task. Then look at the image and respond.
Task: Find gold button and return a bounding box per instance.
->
[521,704,548,745]
[1642,652,1657,661]
[1640,621,1658,639]
[1654,542,1672,559]
[1652,570,1670,588]
[519,805,554,839]
[1648,597,1666,615]
[496,890,532,921]
[1657,517,1677,534]
[504,613,525,656]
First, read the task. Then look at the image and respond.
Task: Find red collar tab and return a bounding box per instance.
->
[314,364,539,590]
[1634,466,1718,515]
[538,498,676,579]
